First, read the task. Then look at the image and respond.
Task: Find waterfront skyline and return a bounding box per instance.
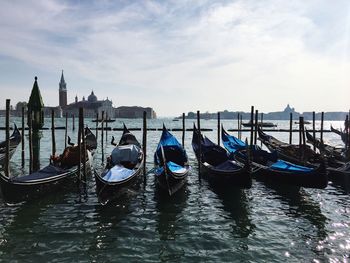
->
[0,1,350,116]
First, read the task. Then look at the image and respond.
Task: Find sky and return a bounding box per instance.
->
[0,0,350,116]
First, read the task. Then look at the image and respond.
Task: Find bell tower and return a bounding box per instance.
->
[59,70,67,107]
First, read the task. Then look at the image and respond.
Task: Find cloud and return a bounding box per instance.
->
[0,0,349,115]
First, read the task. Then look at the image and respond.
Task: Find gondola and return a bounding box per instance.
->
[0,124,21,166]
[305,129,350,184]
[242,121,277,128]
[92,119,116,123]
[95,124,144,204]
[330,125,348,145]
[305,129,346,164]
[84,126,97,152]
[191,125,251,188]
[0,145,93,203]
[258,127,322,166]
[222,127,328,189]
[154,125,190,196]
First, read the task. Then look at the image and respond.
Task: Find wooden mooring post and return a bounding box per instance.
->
[101,111,104,164]
[51,109,56,157]
[182,113,185,148]
[197,110,201,177]
[142,111,147,175]
[254,109,258,145]
[260,113,263,147]
[28,111,33,174]
[299,116,302,160]
[65,112,68,148]
[217,112,221,146]
[237,113,240,139]
[347,111,350,150]
[105,113,108,143]
[95,112,99,141]
[5,99,10,177]
[77,108,82,187]
[81,108,86,183]
[239,115,242,140]
[312,111,316,151]
[72,114,75,131]
[250,106,254,147]
[21,106,25,168]
[300,117,306,160]
[320,112,324,143]
[289,113,293,144]
[345,115,349,152]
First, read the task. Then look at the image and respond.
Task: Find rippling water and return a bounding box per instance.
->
[0,117,349,262]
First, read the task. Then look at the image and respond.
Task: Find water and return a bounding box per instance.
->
[0,117,349,262]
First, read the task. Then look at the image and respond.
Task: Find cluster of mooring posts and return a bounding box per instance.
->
[1,99,150,180]
[2,100,349,176]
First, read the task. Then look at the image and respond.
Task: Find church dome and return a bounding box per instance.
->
[88,91,97,103]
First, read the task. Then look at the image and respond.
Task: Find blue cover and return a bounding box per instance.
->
[222,128,314,173]
[155,161,187,175]
[270,160,313,173]
[222,132,246,154]
[102,165,135,182]
[154,126,188,166]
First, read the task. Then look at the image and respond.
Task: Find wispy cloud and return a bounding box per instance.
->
[0,0,349,115]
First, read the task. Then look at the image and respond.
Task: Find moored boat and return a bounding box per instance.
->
[0,146,92,203]
[0,124,21,166]
[154,125,190,196]
[222,127,328,189]
[242,121,277,128]
[94,124,144,204]
[258,127,322,166]
[192,125,251,188]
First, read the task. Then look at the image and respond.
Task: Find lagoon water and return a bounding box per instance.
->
[0,117,349,262]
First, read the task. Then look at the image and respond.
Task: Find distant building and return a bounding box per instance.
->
[115,106,157,119]
[58,71,156,119]
[59,70,67,107]
[63,91,113,118]
[1,71,157,119]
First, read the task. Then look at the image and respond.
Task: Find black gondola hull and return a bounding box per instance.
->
[155,167,189,196]
[254,166,328,189]
[0,158,92,203]
[0,172,76,202]
[200,163,252,189]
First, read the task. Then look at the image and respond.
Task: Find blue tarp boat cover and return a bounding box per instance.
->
[270,160,313,172]
[102,165,134,182]
[155,128,187,166]
[222,133,246,153]
[156,161,187,175]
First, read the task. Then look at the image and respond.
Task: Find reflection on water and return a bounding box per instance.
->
[266,184,329,260]
[154,180,188,262]
[154,181,188,241]
[210,186,255,238]
[0,192,70,261]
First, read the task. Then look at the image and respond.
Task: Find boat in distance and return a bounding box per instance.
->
[242,121,277,128]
